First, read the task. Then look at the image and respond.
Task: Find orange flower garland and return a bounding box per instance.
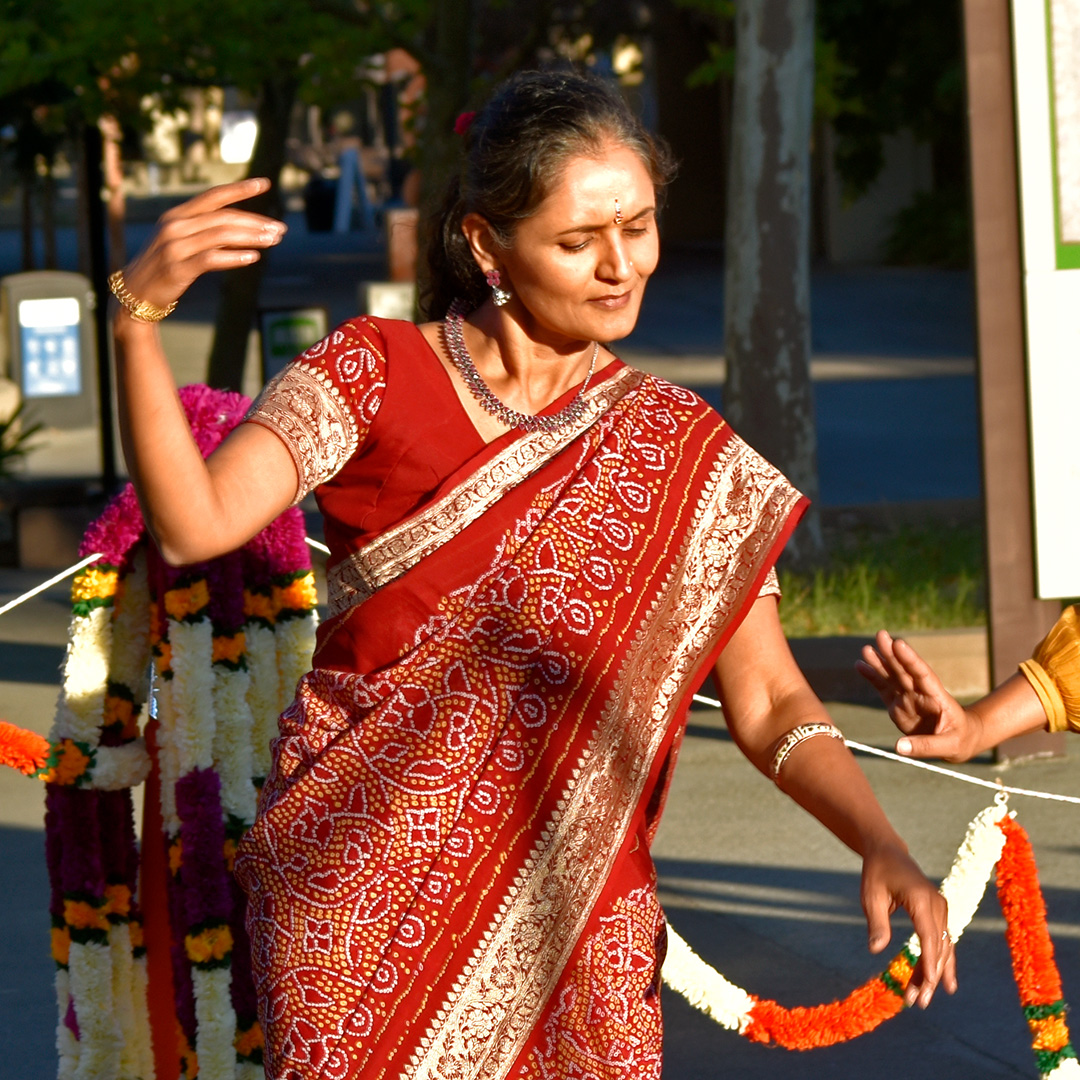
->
[996,816,1078,1077]
[671,810,1075,1080]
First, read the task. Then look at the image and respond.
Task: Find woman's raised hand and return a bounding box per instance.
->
[860,840,956,1008]
[856,631,981,762]
[119,177,286,316]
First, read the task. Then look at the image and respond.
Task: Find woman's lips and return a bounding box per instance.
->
[590,291,632,309]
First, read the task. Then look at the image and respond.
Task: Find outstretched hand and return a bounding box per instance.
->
[861,841,956,1008]
[856,630,981,762]
[118,177,286,316]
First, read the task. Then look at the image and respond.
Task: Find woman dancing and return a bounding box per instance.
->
[110,70,954,1080]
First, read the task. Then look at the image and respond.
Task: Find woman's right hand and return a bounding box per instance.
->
[118,177,286,317]
[856,630,982,762]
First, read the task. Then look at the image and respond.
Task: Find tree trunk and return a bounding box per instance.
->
[19,167,35,271]
[100,115,127,271]
[417,0,477,213]
[724,0,823,564]
[41,161,58,269]
[206,75,297,391]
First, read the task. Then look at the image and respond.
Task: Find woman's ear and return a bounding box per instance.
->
[461,212,500,274]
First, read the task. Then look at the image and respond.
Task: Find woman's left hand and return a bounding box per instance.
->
[861,841,957,1008]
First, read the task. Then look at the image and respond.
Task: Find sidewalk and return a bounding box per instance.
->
[3,209,1060,1079]
[1,561,1075,1078]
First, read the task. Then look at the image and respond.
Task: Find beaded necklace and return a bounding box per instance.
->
[443,299,598,433]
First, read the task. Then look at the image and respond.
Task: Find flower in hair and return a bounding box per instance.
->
[454,111,476,136]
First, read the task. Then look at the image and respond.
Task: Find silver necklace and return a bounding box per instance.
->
[443,299,598,433]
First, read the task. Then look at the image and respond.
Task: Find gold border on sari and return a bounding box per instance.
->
[405,432,804,1080]
[326,367,646,618]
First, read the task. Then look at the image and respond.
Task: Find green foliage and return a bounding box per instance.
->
[884,187,971,269]
[0,402,44,479]
[816,0,965,201]
[778,523,985,638]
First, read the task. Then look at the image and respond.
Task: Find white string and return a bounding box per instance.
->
[0,552,104,618]
[691,693,1080,806]
[0,540,329,623]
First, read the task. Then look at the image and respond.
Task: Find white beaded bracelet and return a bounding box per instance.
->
[769,722,845,782]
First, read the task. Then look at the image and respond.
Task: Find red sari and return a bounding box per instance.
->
[235,317,806,1080]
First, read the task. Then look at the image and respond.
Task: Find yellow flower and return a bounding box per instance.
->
[185,923,234,964]
[223,837,237,873]
[129,921,144,950]
[43,740,92,786]
[104,883,132,918]
[164,579,210,620]
[72,567,119,603]
[64,899,110,932]
[275,574,318,612]
[244,589,275,621]
[176,1022,198,1080]
[234,1020,265,1057]
[168,838,183,875]
[1029,1014,1071,1052]
[104,693,137,738]
[153,640,173,674]
[51,926,71,965]
[212,632,246,665]
[887,954,914,989]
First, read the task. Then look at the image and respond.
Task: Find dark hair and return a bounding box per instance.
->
[420,69,676,319]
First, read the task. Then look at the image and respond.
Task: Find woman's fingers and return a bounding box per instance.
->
[159,176,272,223]
[873,630,916,695]
[855,650,891,693]
[903,895,951,1008]
[121,208,286,309]
[896,730,959,759]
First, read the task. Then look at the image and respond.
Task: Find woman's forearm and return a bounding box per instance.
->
[114,313,297,564]
[113,313,224,562]
[731,681,907,859]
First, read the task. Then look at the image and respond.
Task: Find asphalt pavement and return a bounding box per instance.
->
[2,567,1077,1080]
[2,212,1073,1080]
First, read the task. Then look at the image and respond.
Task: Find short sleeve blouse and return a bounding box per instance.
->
[245,317,388,505]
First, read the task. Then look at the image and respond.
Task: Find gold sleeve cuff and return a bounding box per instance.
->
[1019,659,1068,732]
[1019,605,1080,734]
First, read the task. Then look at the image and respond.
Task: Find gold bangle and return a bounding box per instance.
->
[108,269,177,323]
[769,722,845,783]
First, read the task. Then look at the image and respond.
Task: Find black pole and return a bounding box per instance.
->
[82,124,118,492]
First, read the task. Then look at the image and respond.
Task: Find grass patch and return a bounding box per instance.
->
[778,523,985,638]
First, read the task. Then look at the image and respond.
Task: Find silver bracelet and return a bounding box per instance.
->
[769,722,845,782]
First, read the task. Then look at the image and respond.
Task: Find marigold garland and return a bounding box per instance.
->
[665,801,1078,1079]
[0,719,49,774]
[0,385,319,1080]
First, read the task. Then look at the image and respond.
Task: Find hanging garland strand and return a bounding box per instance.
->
[664,801,1078,1079]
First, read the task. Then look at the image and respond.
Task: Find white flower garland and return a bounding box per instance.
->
[191,967,237,1080]
[663,800,1008,1032]
[245,622,279,781]
[167,617,216,775]
[212,663,257,825]
[67,940,121,1080]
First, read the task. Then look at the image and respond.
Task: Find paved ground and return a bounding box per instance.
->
[3,209,1071,1079]
[1,568,1077,1079]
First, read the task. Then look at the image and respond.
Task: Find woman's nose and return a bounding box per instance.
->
[599,234,633,282]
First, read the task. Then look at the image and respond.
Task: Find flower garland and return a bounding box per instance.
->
[0,385,318,1080]
[997,816,1080,1079]
[664,799,1078,1079]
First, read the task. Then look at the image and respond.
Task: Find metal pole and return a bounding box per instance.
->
[82,123,118,493]
[961,0,1062,760]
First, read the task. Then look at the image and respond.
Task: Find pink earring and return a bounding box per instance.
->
[486,268,511,307]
